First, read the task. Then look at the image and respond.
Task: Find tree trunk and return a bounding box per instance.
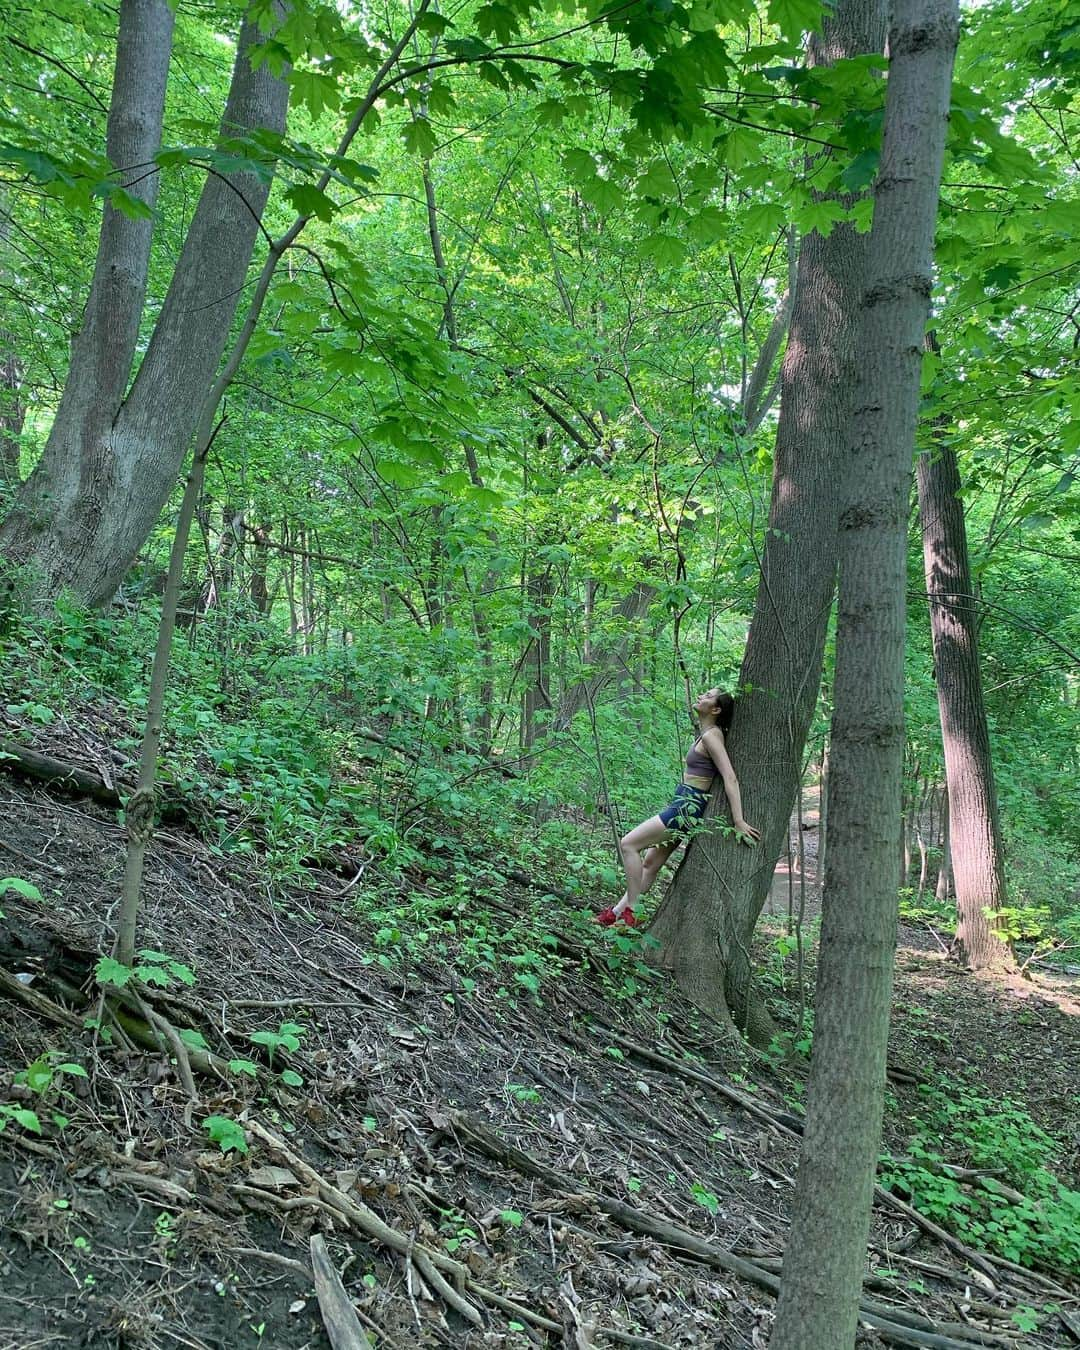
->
[0,338,24,483]
[249,523,271,615]
[1,4,289,606]
[0,0,174,562]
[936,789,951,902]
[648,0,888,1040]
[771,3,958,1344]
[916,375,1014,970]
[554,581,653,728]
[522,568,551,750]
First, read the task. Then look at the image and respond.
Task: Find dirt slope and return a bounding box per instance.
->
[0,772,1077,1350]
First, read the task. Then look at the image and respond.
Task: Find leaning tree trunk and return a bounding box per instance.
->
[916,376,1015,971]
[648,0,888,1041]
[771,1,958,1344]
[0,4,288,606]
[0,0,174,545]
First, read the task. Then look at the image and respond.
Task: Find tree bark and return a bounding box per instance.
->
[916,381,1014,970]
[648,0,888,1040]
[0,0,174,556]
[935,789,951,902]
[771,2,958,1344]
[0,338,24,483]
[1,4,289,606]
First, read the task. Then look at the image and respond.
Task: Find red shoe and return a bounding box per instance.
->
[595,907,618,926]
[619,908,638,928]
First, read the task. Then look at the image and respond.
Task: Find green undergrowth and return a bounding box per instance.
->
[898,893,1080,971]
[347,863,665,1013]
[881,1077,1080,1276]
[0,596,662,1009]
[7,599,1077,1284]
[0,595,626,895]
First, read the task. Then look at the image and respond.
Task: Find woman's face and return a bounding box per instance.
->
[694,687,721,716]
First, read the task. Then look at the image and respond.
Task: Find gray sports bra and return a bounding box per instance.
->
[684,739,715,781]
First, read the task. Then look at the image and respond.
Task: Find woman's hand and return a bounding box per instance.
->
[733,819,761,845]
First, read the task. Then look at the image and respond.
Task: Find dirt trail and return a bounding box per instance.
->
[762,788,822,922]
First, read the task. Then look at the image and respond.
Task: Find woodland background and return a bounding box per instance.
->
[0,0,1077,1346]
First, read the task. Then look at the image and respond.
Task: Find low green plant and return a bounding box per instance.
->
[249,1020,306,1067]
[95,950,195,991]
[882,1077,1080,1274]
[690,1181,721,1216]
[0,1050,87,1135]
[0,875,43,918]
[202,1115,248,1155]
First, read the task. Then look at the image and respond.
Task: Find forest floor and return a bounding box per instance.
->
[0,762,1078,1350]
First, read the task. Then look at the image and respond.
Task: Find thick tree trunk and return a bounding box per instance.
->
[771,2,958,1344]
[648,0,888,1038]
[0,0,174,558]
[917,400,1014,971]
[1,4,288,606]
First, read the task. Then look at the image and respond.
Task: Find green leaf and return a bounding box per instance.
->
[105,187,154,221]
[767,0,822,43]
[719,126,763,170]
[579,175,623,214]
[741,201,787,238]
[0,877,43,902]
[178,1029,209,1051]
[290,69,340,121]
[95,956,133,989]
[202,1115,249,1155]
[686,205,727,244]
[417,11,452,34]
[376,460,421,487]
[403,118,438,159]
[534,99,566,127]
[287,183,337,222]
[638,233,689,268]
[227,1058,260,1078]
[840,149,879,193]
[280,1068,304,1087]
[136,965,171,987]
[1,1106,42,1134]
[795,196,847,237]
[475,3,521,43]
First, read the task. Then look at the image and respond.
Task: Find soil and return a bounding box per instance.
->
[0,767,1077,1350]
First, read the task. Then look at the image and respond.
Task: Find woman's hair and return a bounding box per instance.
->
[714,691,734,734]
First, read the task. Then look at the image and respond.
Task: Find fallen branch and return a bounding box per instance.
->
[0,966,84,1029]
[249,1119,678,1347]
[311,1233,372,1350]
[247,1120,482,1326]
[582,1023,1061,1291]
[0,737,189,821]
[0,738,124,808]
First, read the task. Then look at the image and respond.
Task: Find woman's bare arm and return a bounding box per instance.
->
[701,728,761,843]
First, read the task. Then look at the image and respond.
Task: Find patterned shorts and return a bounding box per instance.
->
[658,783,709,835]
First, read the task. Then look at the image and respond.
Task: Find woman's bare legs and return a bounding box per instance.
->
[613,841,677,916]
[617,817,676,917]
